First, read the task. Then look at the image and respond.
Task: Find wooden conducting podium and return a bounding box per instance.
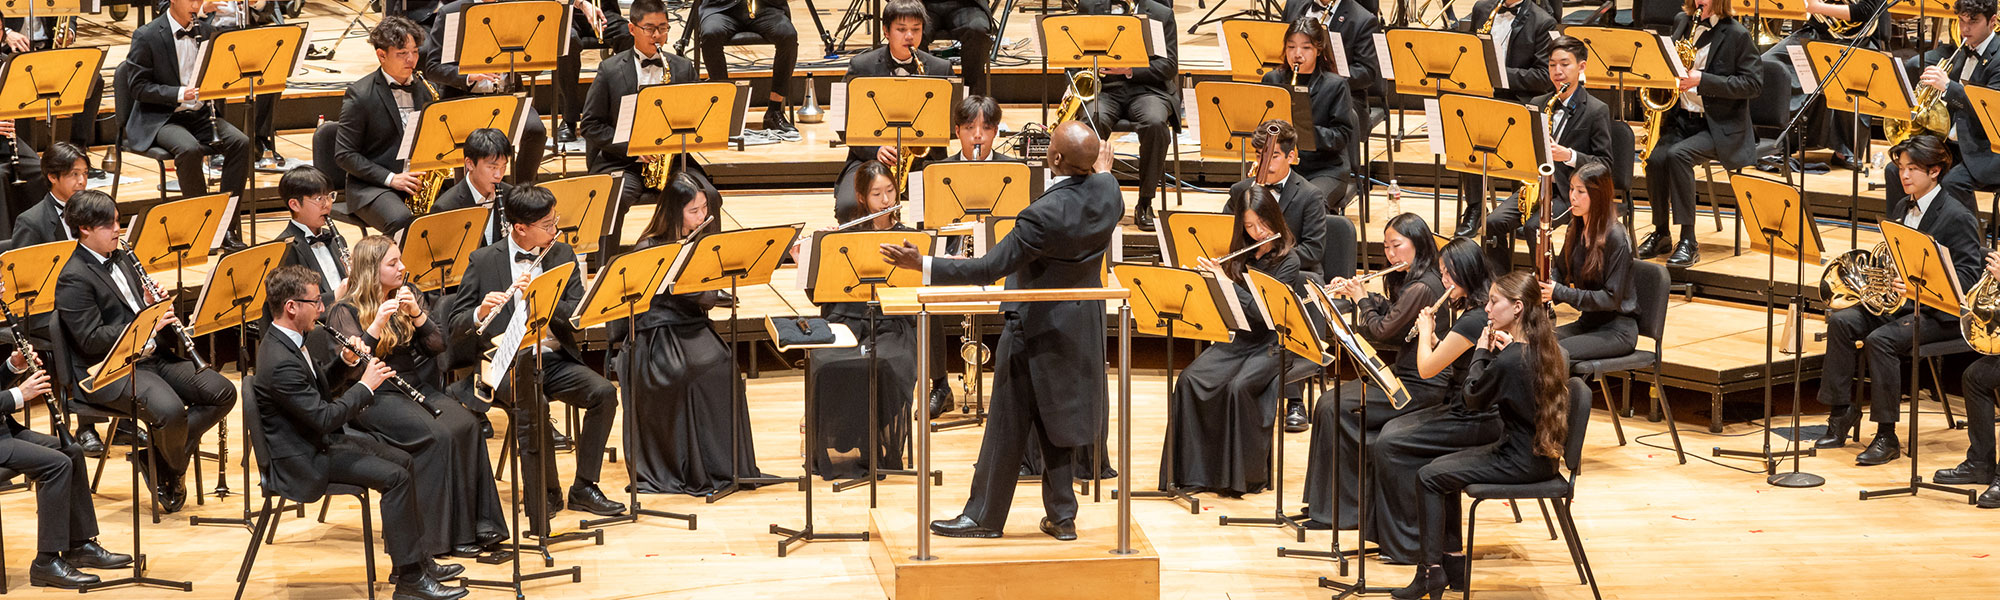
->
[869,285,1157,600]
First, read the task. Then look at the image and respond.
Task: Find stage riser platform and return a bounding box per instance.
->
[867,506,1159,600]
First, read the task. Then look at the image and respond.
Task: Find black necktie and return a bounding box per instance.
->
[639,57,664,70]
[515,251,538,263]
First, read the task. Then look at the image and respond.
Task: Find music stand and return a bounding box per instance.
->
[1109,263,1250,514]
[1384,28,1498,226]
[764,314,868,556]
[1860,221,1979,503]
[128,192,235,295]
[192,23,304,244]
[1565,26,1684,121]
[0,45,103,181]
[402,94,531,183]
[1889,0,1956,54]
[541,173,619,258]
[1805,41,1914,249]
[1156,210,1235,270]
[402,207,489,292]
[621,81,748,173]
[81,298,193,592]
[569,242,699,531]
[185,240,288,530]
[842,76,955,193]
[464,260,597,595]
[1036,13,1156,129]
[1220,18,1290,83]
[1217,268,1326,541]
[665,224,805,503]
[0,240,70,434]
[442,0,568,167]
[1711,175,1823,485]
[1438,93,1547,241]
[1963,84,2000,237]
[913,161,1036,229]
[1191,81,1315,167]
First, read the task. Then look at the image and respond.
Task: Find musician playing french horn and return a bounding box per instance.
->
[1638,0,1762,269]
[1885,0,2000,209]
[1947,249,2000,508]
[1485,36,1613,254]
[1815,134,1983,466]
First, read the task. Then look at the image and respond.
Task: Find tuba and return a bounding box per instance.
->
[1639,32,1697,163]
[1820,242,1904,316]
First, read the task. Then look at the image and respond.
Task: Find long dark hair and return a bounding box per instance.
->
[842,161,896,226]
[1492,271,1570,460]
[1281,17,1338,78]
[1438,238,1491,310]
[1561,161,1617,285]
[1384,213,1440,299]
[638,173,719,244]
[1225,186,1294,280]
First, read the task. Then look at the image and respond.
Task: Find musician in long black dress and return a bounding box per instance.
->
[1541,162,1636,362]
[1393,271,1570,599]
[795,162,918,481]
[1161,187,1299,497]
[1365,238,1496,566]
[1300,213,1447,530]
[610,173,769,495]
[328,235,507,558]
[1221,121,1327,434]
[1263,18,1357,213]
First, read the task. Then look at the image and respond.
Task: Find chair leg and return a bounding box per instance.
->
[1508,500,1522,523]
[1551,498,1590,586]
[1927,357,1963,429]
[494,434,512,480]
[1653,364,1687,464]
[318,497,332,523]
[1536,498,1557,541]
[1464,498,1484,600]
[234,496,277,600]
[360,492,376,600]
[1554,499,1604,600]
[267,501,286,544]
[1597,376,1626,446]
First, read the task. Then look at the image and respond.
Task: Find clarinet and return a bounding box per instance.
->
[0,294,72,445]
[318,318,442,418]
[116,239,211,371]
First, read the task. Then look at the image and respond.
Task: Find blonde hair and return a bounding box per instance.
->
[337,235,414,355]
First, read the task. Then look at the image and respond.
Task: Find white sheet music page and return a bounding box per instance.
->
[1329,32,1351,78]
[443,13,461,64]
[1373,33,1394,80]
[614,93,637,145]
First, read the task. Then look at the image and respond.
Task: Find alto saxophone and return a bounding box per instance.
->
[406,75,449,216]
[1639,31,1697,162]
[641,44,674,189]
[890,55,933,195]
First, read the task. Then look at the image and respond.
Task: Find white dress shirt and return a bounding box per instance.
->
[635,50,666,86]
[82,245,142,312]
[293,220,344,289]
[1681,16,1719,113]
[169,15,205,113]
[1904,184,1940,229]
[1491,3,1519,84]
[383,70,421,187]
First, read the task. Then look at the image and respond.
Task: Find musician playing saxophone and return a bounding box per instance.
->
[1638,0,1762,268]
[1947,249,2000,508]
[1485,36,1613,252]
[1814,134,1983,465]
[1885,0,2000,209]
[1453,0,1556,235]
[579,0,716,255]
[835,0,952,220]
[334,17,437,237]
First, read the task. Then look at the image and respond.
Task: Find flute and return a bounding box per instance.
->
[1325,262,1410,292]
[474,244,550,330]
[318,319,441,418]
[1214,234,1280,264]
[835,202,902,231]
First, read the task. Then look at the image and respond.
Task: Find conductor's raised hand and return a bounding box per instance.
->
[881,241,924,270]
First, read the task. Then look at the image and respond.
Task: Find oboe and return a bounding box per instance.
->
[318,318,441,418]
[117,239,210,371]
[1409,284,1455,342]
[474,244,551,330]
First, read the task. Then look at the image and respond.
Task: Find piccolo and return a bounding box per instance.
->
[318,319,441,418]
[474,244,550,330]
[1214,234,1280,264]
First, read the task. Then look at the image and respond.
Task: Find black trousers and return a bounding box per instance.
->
[699,3,799,101]
[0,131,47,233]
[559,22,635,128]
[1963,355,2000,469]
[0,428,98,553]
[154,108,253,200]
[925,0,994,96]
[80,356,237,479]
[1817,305,1958,423]
[1306,171,1352,215]
[322,433,425,567]
[493,351,616,525]
[1557,314,1637,363]
[1643,110,1718,241]
[345,181,417,236]
[961,320,1080,530]
[1091,85,1173,208]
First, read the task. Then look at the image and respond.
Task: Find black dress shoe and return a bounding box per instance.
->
[392,570,468,600]
[1635,232,1671,259]
[568,483,627,517]
[29,556,99,589]
[763,108,798,134]
[550,422,572,450]
[1390,564,1449,600]
[1441,554,1469,592]
[158,477,187,514]
[1979,482,2000,509]
[929,514,1002,538]
[554,125,578,144]
[474,528,507,550]
[112,421,150,447]
[62,540,133,569]
[1816,407,1860,449]
[478,419,494,439]
[1283,400,1309,433]
[76,427,106,458]
[928,383,955,419]
[424,558,465,581]
[1133,206,1155,232]
[1855,433,1901,466]
[1018,464,1038,478]
[1933,461,1996,485]
[1666,239,1700,267]
[1038,517,1077,541]
[447,544,485,559]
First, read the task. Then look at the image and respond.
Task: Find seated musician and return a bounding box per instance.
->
[0,338,132,589]
[420,0,565,185]
[1949,249,2000,508]
[836,0,953,219]
[1223,121,1328,433]
[1758,0,1889,169]
[697,0,801,134]
[253,265,467,600]
[196,0,293,170]
[1079,0,1179,233]
[1265,18,1358,214]
[923,0,994,96]
[1639,0,1762,268]
[53,190,237,514]
[1814,134,1983,465]
[1301,213,1448,530]
[1280,0,1382,102]
[1540,162,1636,362]
[275,167,348,307]
[10,142,88,249]
[923,94,1009,419]
[335,16,437,236]
[1455,0,1554,235]
[1,16,102,187]
[579,0,718,251]
[1487,36,1612,248]
[119,0,254,204]
[553,0,632,146]
[1886,0,2000,210]
[445,185,624,527]
[431,127,514,247]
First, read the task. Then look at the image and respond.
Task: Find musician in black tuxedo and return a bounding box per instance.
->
[1887,1,2000,212]
[924,0,995,96]
[1280,0,1381,96]
[835,0,954,218]
[1639,0,1763,268]
[0,341,132,589]
[8,142,87,251]
[1079,0,1178,233]
[882,121,1122,540]
[697,0,801,133]
[1264,17,1358,213]
[445,185,624,528]
[1947,253,2000,508]
[429,128,515,248]
[1487,36,1614,242]
[920,94,1010,420]
[553,0,632,145]
[253,265,466,600]
[1224,122,1328,434]
[273,167,348,308]
[388,0,444,27]
[419,0,550,185]
[1814,134,1984,467]
[335,17,438,236]
[117,0,253,206]
[53,191,237,514]
[579,0,718,252]
[2,16,97,186]
[1454,0,1556,235]
[1759,0,1888,168]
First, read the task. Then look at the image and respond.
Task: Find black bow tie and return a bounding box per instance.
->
[387,79,420,94]
[175,27,202,40]
[514,251,538,263]
[1495,2,1520,15]
[305,233,332,246]
[639,56,664,70]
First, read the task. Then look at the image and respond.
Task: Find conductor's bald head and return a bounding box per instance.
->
[1046,121,1100,176]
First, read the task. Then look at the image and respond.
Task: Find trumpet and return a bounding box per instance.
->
[474,244,550,330]
[318,318,441,418]
[117,239,210,372]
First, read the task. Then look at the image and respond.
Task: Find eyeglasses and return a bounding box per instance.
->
[289,297,322,306]
[534,216,561,233]
[302,194,333,207]
[637,24,671,36]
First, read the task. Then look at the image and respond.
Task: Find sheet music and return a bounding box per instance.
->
[1329,32,1350,78]
[397,113,420,162]
[210,196,240,251]
[1208,273,1249,332]
[1373,33,1394,80]
[443,13,461,64]
[512,95,532,141]
[830,81,848,131]
[288,23,313,76]
[908,173,925,225]
[614,93,637,145]
[482,306,529,389]
[1154,223,1174,267]
[1424,98,1445,157]
[1788,45,1817,95]
[1148,19,1166,58]
[739,86,754,137]
[1243,275,1278,330]
[1181,86,1200,139]
[794,233,816,290]
[1213,22,1228,54]
[1660,35,1689,78]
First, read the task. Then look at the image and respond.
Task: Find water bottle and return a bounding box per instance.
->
[1386,179,1403,216]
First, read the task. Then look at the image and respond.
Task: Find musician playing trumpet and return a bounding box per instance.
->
[1947,249,2000,507]
[1814,134,1983,465]
[1886,0,2000,209]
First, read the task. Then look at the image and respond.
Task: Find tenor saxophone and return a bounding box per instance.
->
[406,75,449,216]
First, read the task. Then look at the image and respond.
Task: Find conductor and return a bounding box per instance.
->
[880,121,1121,540]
